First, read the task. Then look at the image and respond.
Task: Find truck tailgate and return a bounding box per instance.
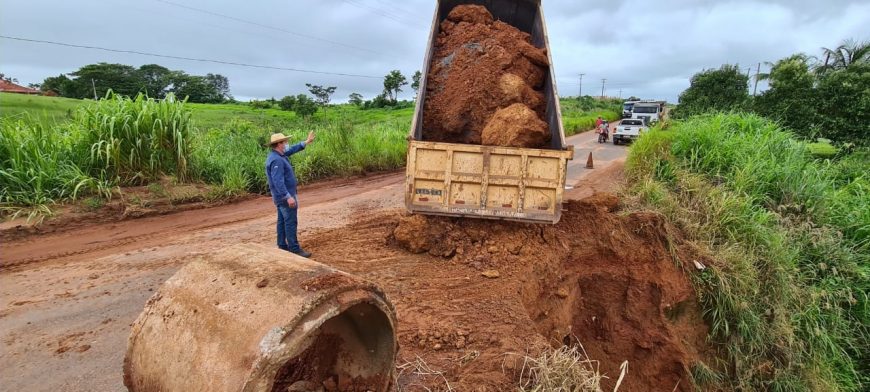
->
[406,140,573,223]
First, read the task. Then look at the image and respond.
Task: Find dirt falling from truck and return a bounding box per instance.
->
[422,4,551,148]
[304,194,714,391]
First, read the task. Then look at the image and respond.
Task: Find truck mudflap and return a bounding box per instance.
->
[405,140,573,224]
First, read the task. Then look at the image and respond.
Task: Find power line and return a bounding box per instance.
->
[342,0,414,24]
[341,0,421,29]
[0,35,382,79]
[373,0,418,18]
[153,0,385,56]
[122,2,321,52]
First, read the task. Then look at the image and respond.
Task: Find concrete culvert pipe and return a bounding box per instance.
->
[123,244,398,392]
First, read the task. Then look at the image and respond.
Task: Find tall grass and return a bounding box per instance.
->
[190,117,408,193]
[75,92,192,184]
[0,118,112,219]
[1,92,192,217]
[626,112,869,391]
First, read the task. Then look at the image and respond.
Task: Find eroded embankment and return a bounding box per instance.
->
[392,194,713,391]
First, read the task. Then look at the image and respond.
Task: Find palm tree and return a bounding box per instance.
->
[757,54,815,82]
[817,39,870,75]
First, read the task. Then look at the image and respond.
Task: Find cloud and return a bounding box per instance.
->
[1,0,867,103]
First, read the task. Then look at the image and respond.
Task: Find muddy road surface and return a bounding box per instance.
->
[0,130,631,391]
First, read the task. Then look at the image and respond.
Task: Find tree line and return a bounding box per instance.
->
[13,63,427,113]
[31,63,232,103]
[673,39,868,144]
[255,69,424,117]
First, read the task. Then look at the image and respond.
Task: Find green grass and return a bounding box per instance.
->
[0,93,413,217]
[0,92,85,124]
[807,139,839,158]
[0,117,113,221]
[560,97,622,135]
[626,112,869,391]
[189,117,407,194]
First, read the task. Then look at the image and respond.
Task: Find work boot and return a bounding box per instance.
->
[293,249,312,258]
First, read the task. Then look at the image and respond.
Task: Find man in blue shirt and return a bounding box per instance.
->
[265,131,315,257]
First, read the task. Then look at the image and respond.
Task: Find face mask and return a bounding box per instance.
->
[283,143,291,153]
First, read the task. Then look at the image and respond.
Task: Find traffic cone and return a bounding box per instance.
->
[585,152,594,169]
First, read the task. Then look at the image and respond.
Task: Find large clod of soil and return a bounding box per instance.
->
[498,73,545,111]
[481,103,549,147]
[422,5,550,148]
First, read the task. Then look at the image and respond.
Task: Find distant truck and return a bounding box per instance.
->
[405,0,573,224]
[631,101,665,125]
[622,99,640,118]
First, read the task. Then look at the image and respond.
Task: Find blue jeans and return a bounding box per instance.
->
[276,200,301,253]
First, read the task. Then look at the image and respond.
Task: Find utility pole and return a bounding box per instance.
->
[91,79,97,100]
[618,89,622,99]
[753,62,760,96]
[745,67,752,93]
[600,78,606,99]
[578,73,585,98]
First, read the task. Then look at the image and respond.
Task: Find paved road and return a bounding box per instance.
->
[565,125,627,186]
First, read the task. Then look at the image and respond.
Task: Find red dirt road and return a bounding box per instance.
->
[0,131,633,391]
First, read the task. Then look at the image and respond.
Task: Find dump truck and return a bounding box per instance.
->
[405,0,573,224]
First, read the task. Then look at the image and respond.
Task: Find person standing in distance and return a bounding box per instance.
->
[265,131,315,257]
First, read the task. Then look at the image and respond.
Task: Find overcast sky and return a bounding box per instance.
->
[1,0,868,103]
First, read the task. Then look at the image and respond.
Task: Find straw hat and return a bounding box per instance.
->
[269,133,290,145]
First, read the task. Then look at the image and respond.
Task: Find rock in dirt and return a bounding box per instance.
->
[578,192,621,212]
[393,214,434,253]
[422,4,549,147]
[498,73,544,112]
[287,380,322,392]
[392,214,456,257]
[481,270,500,279]
[481,103,549,148]
[321,377,337,391]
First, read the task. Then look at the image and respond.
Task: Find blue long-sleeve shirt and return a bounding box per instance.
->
[265,142,306,206]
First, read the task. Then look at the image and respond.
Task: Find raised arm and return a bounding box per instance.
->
[285,141,306,156]
[286,131,316,156]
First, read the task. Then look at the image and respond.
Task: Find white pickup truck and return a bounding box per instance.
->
[612,118,648,145]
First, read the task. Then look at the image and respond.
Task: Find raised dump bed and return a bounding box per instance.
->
[124,244,397,392]
[406,0,572,224]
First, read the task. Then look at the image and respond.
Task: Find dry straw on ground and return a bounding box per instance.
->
[508,342,629,392]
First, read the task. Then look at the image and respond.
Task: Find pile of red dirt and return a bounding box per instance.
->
[306,194,713,391]
[422,5,550,148]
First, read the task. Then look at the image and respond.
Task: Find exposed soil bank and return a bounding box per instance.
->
[319,194,713,390]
